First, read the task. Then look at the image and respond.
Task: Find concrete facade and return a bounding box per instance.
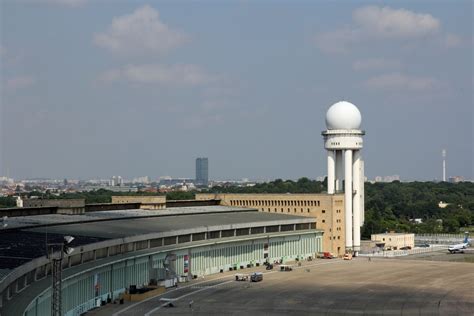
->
[371,233,415,250]
[111,196,166,210]
[196,193,345,256]
[23,199,85,215]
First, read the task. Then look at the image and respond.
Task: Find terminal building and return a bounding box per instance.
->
[196,193,345,256]
[0,204,322,316]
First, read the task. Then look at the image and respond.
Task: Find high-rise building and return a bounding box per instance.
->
[195,157,209,186]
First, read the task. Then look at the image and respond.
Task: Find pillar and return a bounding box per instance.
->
[344,149,353,252]
[335,151,344,192]
[327,150,335,194]
[352,150,361,254]
[360,159,365,226]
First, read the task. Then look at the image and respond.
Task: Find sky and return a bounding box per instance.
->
[0,0,472,181]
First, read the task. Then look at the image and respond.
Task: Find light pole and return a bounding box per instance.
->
[47,235,74,316]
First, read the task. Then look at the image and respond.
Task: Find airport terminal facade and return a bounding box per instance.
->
[0,206,322,316]
[196,193,346,255]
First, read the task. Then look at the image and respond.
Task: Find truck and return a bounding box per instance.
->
[343,253,352,260]
[323,252,335,259]
[235,273,249,281]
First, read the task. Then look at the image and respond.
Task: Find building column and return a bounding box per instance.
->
[344,149,353,252]
[352,150,361,255]
[359,159,365,226]
[335,150,344,192]
[327,150,335,194]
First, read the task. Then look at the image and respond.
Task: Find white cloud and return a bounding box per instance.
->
[364,73,437,91]
[353,58,401,71]
[353,6,440,39]
[94,5,187,57]
[99,64,214,86]
[315,6,442,53]
[5,75,36,91]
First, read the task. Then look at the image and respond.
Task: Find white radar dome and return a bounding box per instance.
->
[325,101,362,130]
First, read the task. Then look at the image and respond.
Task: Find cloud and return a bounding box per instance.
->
[94,5,187,57]
[364,73,437,91]
[99,64,214,86]
[315,6,442,53]
[352,58,401,71]
[5,75,36,91]
[353,6,440,39]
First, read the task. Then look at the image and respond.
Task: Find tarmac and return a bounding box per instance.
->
[87,254,474,316]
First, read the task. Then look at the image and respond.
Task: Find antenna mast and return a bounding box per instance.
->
[442,149,446,182]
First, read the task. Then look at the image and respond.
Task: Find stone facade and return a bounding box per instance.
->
[111,196,166,210]
[23,199,85,215]
[196,193,345,256]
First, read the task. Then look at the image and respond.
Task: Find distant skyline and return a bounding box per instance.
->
[1,1,472,181]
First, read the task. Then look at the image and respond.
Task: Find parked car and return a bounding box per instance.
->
[343,253,353,260]
[323,252,335,259]
[250,272,263,282]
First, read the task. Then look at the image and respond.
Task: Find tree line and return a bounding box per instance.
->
[1,178,472,236]
[209,178,474,237]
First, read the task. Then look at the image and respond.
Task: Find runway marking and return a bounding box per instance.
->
[143,280,234,316]
[113,259,344,316]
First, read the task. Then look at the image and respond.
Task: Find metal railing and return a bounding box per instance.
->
[359,245,447,258]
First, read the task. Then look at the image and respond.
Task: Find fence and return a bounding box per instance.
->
[358,245,447,258]
[415,233,471,245]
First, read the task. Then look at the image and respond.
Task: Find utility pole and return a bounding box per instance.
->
[50,250,63,316]
[47,236,75,316]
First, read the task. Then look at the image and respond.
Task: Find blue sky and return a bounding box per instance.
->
[1,0,472,181]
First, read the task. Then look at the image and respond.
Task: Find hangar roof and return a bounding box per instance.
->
[25,208,312,238]
[0,206,316,270]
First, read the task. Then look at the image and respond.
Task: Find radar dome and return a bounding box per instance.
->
[325,101,362,130]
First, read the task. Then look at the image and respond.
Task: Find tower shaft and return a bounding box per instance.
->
[327,151,335,194]
[344,149,353,251]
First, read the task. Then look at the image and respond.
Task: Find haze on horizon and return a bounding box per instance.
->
[1,1,472,181]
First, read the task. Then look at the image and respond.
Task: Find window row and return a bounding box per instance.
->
[230,199,321,207]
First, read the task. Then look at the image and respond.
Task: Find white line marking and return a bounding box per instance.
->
[114,259,344,316]
[144,280,234,316]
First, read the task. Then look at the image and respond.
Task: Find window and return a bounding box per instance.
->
[322,220,325,223]
[322,210,326,213]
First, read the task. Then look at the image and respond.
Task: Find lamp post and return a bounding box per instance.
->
[47,235,74,316]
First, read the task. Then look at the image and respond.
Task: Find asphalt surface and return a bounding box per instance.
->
[396,248,474,263]
[90,257,473,316]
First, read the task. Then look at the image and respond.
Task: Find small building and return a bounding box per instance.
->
[371,232,414,250]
